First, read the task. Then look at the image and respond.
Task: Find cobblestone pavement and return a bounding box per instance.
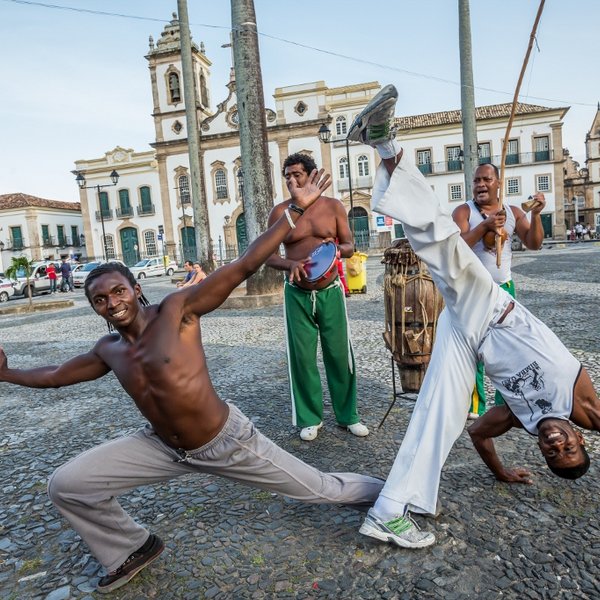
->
[1,245,600,599]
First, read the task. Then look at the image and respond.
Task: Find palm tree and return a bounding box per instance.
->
[5,255,34,310]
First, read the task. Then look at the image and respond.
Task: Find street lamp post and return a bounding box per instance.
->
[179,188,189,262]
[318,124,356,246]
[75,170,119,261]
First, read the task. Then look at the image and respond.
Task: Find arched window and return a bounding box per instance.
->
[335,116,347,136]
[357,155,370,177]
[103,234,116,259]
[144,230,157,257]
[139,186,153,214]
[98,191,110,216]
[237,168,245,200]
[215,169,228,199]
[199,71,209,108]
[168,72,181,103]
[118,189,132,217]
[178,175,190,204]
[339,156,349,179]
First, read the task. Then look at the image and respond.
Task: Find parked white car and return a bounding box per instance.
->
[129,257,177,279]
[0,277,16,302]
[72,260,124,288]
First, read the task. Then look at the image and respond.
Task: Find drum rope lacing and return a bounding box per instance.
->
[383,246,443,360]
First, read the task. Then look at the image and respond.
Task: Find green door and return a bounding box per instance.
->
[181,226,197,262]
[541,213,552,238]
[236,213,248,256]
[349,207,370,251]
[120,227,139,266]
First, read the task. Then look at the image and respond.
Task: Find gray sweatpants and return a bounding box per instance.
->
[47,403,383,572]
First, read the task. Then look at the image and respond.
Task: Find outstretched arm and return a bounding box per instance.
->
[0,344,111,389]
[182,169,331,316]
[468,405,533,484]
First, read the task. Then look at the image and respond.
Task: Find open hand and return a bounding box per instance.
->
[287,169,331,211]
[288,258,310,283]
[498,467,533,485]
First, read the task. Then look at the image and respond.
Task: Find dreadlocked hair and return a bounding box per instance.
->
[84,262,151,332]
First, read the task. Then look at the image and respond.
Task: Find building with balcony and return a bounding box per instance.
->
[73,14,572,266]
[0,193,84,273]
[73,147,161,265]
[394,102,569,239]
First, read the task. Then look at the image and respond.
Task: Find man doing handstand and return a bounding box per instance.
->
[344,84,599,549]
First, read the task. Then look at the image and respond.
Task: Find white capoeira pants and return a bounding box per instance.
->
[371,153,514,517]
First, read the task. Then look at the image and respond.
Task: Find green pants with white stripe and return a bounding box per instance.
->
[470,279,515,415]
[284,279,359,428]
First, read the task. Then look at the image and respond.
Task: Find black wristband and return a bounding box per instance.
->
[288,203,304,216]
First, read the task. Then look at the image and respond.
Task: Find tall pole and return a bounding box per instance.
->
[177,0,214,269]
[231,0,281,295]
[345,138,356,249]
[97,186,108,261]
[458,0,478,201]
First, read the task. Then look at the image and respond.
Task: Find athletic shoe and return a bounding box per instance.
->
[347,422,369,437]
[347,84,398,146]
[97,534,165,594]
[300,422,323,441]
[359,508,435,548]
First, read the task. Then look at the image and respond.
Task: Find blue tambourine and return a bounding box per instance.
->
[304,241,338,283]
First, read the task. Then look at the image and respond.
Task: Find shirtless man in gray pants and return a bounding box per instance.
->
[0,169,383,593]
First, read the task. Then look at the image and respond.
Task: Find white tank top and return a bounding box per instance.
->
[480,301,580,435]
[466,199,516,285]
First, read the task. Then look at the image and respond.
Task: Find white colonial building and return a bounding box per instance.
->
[394,102,568,239]
[0,193,84,273]
[73,14,570,266]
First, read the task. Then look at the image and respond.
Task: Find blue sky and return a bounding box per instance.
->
[1,0,598,201]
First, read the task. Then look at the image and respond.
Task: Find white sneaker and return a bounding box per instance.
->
[359,508,435,549]
[347,422,369,437]
[300,422,322,441]
[347,84,398,146]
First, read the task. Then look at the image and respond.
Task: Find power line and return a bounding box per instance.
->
[2,0,596,108]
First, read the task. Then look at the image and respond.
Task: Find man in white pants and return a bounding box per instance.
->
[347,85,598,549]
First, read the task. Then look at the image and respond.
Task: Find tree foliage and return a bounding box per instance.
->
[5,255,34,309]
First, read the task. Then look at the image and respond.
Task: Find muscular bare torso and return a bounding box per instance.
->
[95,298,228,451]
[276,195,347,290]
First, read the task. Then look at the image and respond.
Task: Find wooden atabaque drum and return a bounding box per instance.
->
[382,239,444,392]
